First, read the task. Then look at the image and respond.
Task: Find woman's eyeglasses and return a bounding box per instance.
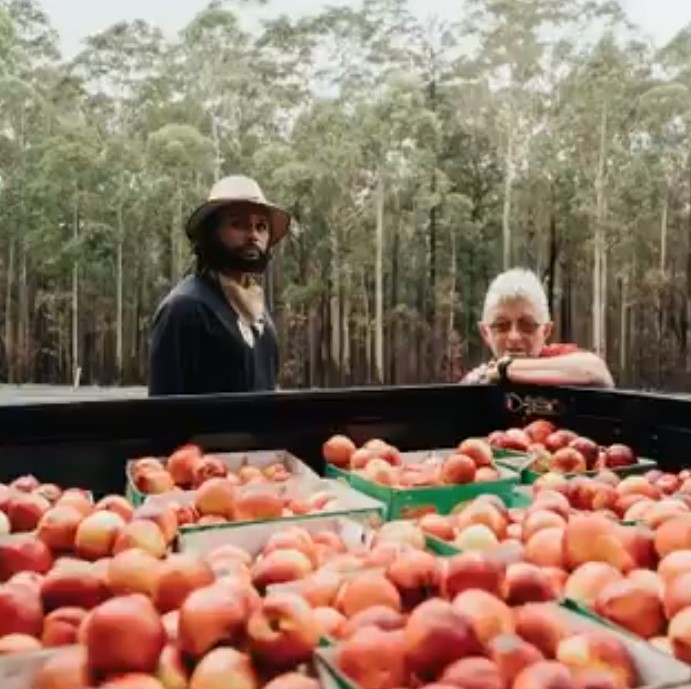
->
[489,319,542,335]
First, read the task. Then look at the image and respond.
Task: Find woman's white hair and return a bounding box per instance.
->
[482,268,550,323]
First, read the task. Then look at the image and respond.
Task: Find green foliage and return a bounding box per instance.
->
[0,0,690,389]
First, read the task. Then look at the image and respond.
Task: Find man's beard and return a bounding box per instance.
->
[196,235,270,275]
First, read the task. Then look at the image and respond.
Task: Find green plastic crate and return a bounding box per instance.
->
[326,450,519,520]
[493,450,659,486]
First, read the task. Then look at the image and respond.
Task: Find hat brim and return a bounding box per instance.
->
[185,198,291,247]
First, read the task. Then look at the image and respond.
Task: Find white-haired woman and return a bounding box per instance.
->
[462,268,614,388]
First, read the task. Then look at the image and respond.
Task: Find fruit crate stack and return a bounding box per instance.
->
[1,421,691,689]
[323,436,523,519]
[489,419,657,485]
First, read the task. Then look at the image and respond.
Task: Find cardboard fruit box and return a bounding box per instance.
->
[0,647,76,689]
[0,645,332,689]
[315,599,691,689]
[178,514,376,558]
[126,449,320,506]
[326,449,520,520]
[142,477,386,544]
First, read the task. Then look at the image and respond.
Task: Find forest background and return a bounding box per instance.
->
[2,0,691,393]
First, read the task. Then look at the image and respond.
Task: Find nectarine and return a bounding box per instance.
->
[443,551,504,599]
[452,589,514,645]
[152,552,214,613]
[440,657,504,689]
[86,594,166,676]
[75,510,127,561]
[107,547,162,597]
[386,550,442,609]
[336,573,402,618]
[323,435,357,467]
[403,597,481,680]
[336,626,407,689]
[177,583,247,658]
[595,579,665,638]
[247,591,320,669]
[487,633,545,685]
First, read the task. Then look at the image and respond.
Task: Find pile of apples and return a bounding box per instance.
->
[0,475,80,535]
[182,479,343,527]
[417,485,691,662]
[0,495,181,651]
[488,420,638,474]
[28,584,322,689]
[130,443,293,495]
[322,435,503,487]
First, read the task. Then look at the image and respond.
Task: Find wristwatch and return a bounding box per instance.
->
[496,355,514,383]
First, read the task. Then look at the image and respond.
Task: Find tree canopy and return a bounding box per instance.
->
[1,0,690,390]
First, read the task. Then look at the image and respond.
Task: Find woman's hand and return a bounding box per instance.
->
[461,362,494,385]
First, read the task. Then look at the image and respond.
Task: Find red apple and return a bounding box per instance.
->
[246,591,320,670]
[86,594,166,676]
[188,647,258,689]
[458,438,493,467]
[525,420,557,445]
[0,581,43,637]
[569,437,600,469]
[0,534,53,581]
[545,430,578,453]
[403,597,482,681]
[549,448,587,474]
[323,435,357,468]
[166,443,204,487]
[605,444,636,468]
[177,582,248,658]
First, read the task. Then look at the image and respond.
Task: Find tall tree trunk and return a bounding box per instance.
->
[685,156,691,373]
[329,222,341,385]
[361,270,372,382]
[446,227,457,382]
[546,182,558,317]
[374,173,384,384]
[4,238,14,383]
[592,103,608,357]
[116,203,124,383]
[17,239,28,382]
[619,275,628,381]
[389,213,400,384]
[308,306,317,387]
[342,262,351,384]
[502,118,515,270]
[72,193,81,386]
[658,190,669,383]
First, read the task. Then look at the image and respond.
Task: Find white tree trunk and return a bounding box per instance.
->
[619,276,627,375]
[374,172,385,383]
[4,238,14,383]
[342,262,351,382]
[502,120,515,270]
[116,203,124,381]
[592,104,608,357]
[329,221,341,381]
[72,193,80,385]
[446,227,457,380]
[361,270,372,381]
[660,189,669,273]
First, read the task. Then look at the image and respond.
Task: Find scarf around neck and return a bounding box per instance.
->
[217,273,267,347]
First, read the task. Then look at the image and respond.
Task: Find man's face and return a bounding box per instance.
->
[479,297,552,359]
[217,203,271,258]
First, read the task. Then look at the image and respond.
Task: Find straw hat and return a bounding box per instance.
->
[185,175,291,246]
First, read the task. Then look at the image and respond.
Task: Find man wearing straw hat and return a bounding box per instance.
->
[148,175,290,396]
